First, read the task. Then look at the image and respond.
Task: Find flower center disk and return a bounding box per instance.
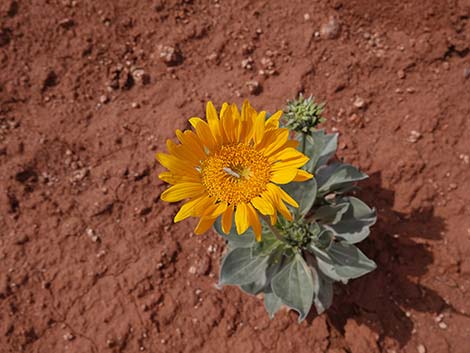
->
[200,143,271,204]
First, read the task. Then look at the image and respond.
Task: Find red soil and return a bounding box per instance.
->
[1,0,470,352]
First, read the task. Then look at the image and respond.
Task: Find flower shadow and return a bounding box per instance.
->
[313,172,448,347]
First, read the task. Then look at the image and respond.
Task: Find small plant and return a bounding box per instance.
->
[157,98,376,322]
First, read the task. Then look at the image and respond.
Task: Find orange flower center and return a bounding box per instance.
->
[200,143,271,204]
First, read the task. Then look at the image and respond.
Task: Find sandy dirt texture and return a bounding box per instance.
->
[1,0,470,352]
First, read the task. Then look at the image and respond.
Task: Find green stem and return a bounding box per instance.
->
[261,215,284,242]
[301,133,307,154]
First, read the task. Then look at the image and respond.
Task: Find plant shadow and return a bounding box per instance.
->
[311,172,448,348]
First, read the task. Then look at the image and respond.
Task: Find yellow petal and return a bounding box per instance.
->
[192,119,217,151]
[161,182,205,202]
[265,110,282,129]
[253,111,266,144]
[270,168,298,184]
[251,195,275,215]
[293,170,313,181]
[221,205,235,234]
[269,147,305,162]
[235,202,249,234]
[195,216,217,235]
[202,201,228,219]
[174,194,209,222]
[246,203,262,241]
[206,101,223,143]
[158,171,199,184]
[274,184,299,207]
[267,184,293,221]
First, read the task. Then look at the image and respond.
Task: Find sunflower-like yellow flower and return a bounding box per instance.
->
[156,101,313,240]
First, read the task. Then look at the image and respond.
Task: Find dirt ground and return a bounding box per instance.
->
[1,0,470,352]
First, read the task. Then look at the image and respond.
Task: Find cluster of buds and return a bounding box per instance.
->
[284,94,326,134]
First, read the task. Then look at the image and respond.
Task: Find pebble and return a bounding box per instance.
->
[320,16,341,39]
[397,69,406,79]
[63,333,75,341]
[188,266,197,275]
[438,322,447,329]
[464,68,470,79]
[353,96,366,109]
[459,154,469,164]
[407,130,421,143]
[303,13,310,21]
[158,45,182,66]
[245,80,262,95]
[241,57,254,70]
[86,228,99,242]
[417,344,426,353]
[99,95,109,104]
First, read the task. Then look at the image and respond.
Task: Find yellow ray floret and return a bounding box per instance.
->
[156,100,313,241]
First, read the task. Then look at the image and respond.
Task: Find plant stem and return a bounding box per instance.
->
[261,215,284,242]
[301,133,307,154]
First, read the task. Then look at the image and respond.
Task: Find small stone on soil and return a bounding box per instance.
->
[438,322,447,329]
[158,45,182,66]
[464,68,470,79]
[408,130,421,143]
[417,344,426,353]
[99,95,109,104]
[320,16,340,39]
[397,69,406,79]
[353,96,367,109]
[63,333,75,341]
[241,57,254,70]
[245,80,262,95]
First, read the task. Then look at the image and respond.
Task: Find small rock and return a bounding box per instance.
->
[417,344,426,353]
[58,18,75,29]
[406,87,416,93]
[158,45,182,66]
[353,96,367,109]
[459,154,469,164]
[438,322,447,329]
[442,61,450,70]
[188,266,197,275]
[464,68,470,79]
[407,130,421,143]
[397,69,406,79]
[241,57,254,70]
[86,228,99,242]
[131,102,140,109]
[245,80,262,95]
[63,333,75,341]
[320,16,341,39]
[99,95,109,104]
[303,13,310,21]
[131,68,150,85]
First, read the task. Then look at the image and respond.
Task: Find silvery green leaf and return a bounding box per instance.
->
[314,227,335,250]
[241,252,283,295]
[303,130,338,172]
[316,163,368,195]
[312,267,334,314]
[214,216,256,249]
[264,285,283,319]
[330,197,377,244]
[327,242,377,279]
[307,245,347,283]
[271,253,314,322]
[219,247,270,286]
[241,276,266,295]
[313,202,350,224]
[282,177,317,216]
